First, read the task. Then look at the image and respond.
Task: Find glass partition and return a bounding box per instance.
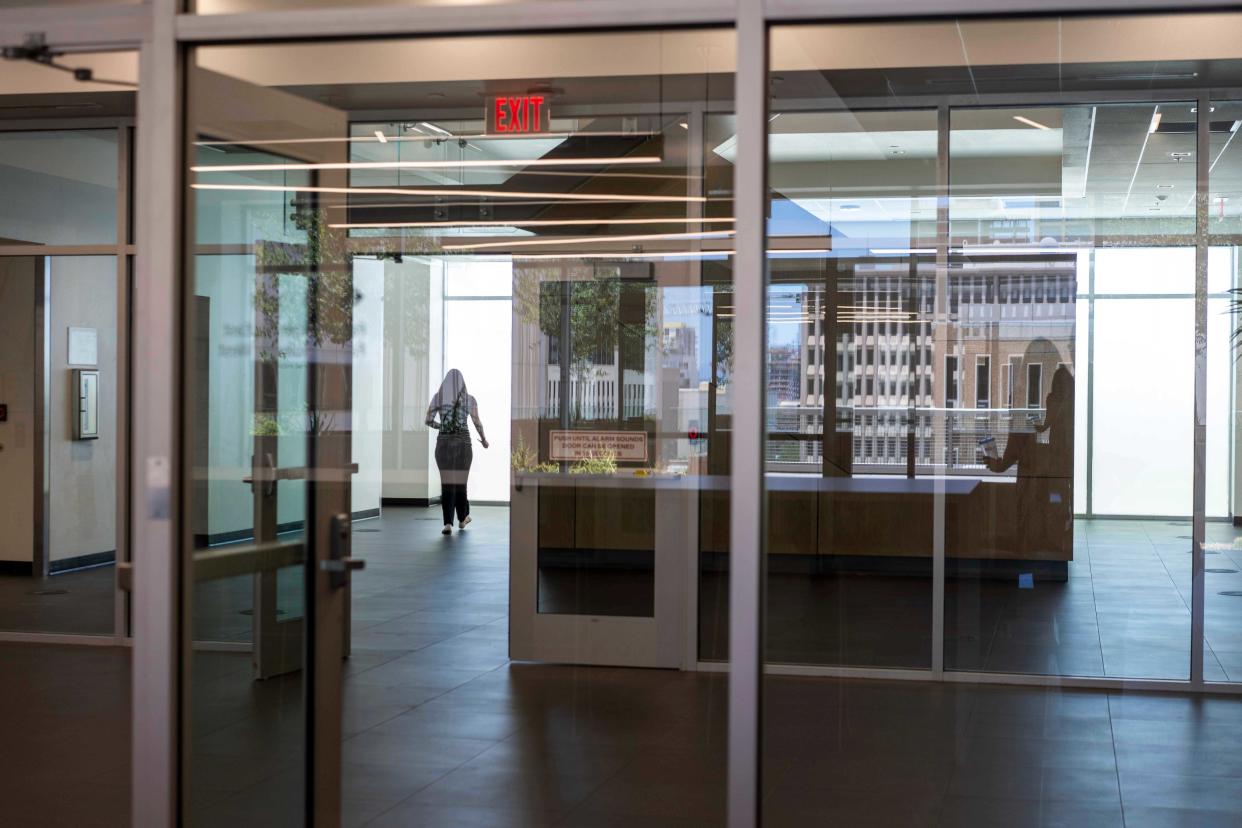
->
[0,57,134,638]
[764,12,1242,824]
[187,28,734,826]
[759,104,939,668]
[1207,100,1242,682]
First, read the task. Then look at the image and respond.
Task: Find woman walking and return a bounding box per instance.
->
[426,368,488,535]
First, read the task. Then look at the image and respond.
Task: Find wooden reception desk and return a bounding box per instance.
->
[525,472,1073,581]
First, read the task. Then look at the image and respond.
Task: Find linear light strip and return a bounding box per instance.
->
[1012,115,1052,130]
[506,248,830,261]
[442,230,735,251]
[192,155,662,173]
[194,131,660,148]
[190,182,705,204]
[330,217,735,230]
[1122,104,1159,214]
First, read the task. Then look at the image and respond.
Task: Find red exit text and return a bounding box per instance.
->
[488,95,549,135]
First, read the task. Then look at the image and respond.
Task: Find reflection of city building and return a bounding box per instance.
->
[780,255,1077,470]
[662,322,698,388]
[767,344,801,405]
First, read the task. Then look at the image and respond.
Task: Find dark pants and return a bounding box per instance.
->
[435,434,473,525]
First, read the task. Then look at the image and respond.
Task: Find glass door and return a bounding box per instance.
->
[185,67,355,825]
[510,264,689,667]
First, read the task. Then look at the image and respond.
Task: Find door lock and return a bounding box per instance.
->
[322,512,365,588]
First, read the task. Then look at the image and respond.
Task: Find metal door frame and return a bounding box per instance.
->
[3,0,1239,826]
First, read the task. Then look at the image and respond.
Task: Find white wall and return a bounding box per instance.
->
[49,257,117,563]
[443,259,513,503]
[351,259,384,515]
[0,259,37,563]
[381,257,441,502]
[1089,247,1232,517]
[195,255,258,539]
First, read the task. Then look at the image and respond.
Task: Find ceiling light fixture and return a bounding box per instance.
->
[1149,111,1162,133]
[192,156,663,174]
[190,182,706,204]
[194,130,659,148]
[1013,115,1052,130]
[418,121,453,138]
[374,130,387,144]
[332,217,736,230]
[442,230,736,252]
[506,248,831,261]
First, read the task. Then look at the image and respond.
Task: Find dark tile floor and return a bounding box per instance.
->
[0,563,115,635]
[704,518,1242,681]
[0,642,131,827]
[6,507,1242,826]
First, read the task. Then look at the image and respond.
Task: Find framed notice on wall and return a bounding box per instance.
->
[68,327,98,367]
[549,430,648,463]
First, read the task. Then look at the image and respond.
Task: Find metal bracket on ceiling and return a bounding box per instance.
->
[1,32,136,89]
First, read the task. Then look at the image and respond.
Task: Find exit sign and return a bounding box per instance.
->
[487,95,549,135]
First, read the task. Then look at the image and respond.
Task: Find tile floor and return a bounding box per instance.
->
[5,507,1242,826]
[704,518,1242,681]
[0,562,115,635]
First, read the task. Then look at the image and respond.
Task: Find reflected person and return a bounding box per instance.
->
[984,349,1074,559]
[426,368,489,535]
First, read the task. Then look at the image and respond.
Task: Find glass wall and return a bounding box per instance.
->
[1207,100,1242,683]
[763,13,1242,823]
[0,54,134,637]
[0,42,136,828]
[186,28,733,826]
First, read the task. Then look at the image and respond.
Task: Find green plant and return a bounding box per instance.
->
[511,434,558,474]
[250,413,280,437]
[569,450,618,475]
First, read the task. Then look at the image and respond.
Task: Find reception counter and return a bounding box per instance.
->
[520,471,1073,580]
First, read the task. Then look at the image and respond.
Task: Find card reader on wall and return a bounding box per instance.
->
[73,369,99,440]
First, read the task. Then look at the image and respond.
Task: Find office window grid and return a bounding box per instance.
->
[773,261,1076,470]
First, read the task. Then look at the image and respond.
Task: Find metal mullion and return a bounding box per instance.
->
[175,0,735,42]
[728,1,766,826]
[1086,251,1095,518]
[685,102,706,670]
[1191,91,1209,687]
[0,117,136,132]
[131,0,182,823]
[34,257,50,580]
[115,122,132,641]
[763,0,1242,20]
[0,245,134,257]
[931,103,949,678]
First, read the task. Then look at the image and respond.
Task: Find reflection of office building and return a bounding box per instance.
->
[786,256,1077,470]
[662,322,698,388]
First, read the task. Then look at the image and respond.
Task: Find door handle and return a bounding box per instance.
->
[323,512,365,588]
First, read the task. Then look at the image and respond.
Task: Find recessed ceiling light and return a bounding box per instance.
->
[1013,115,1052,130]
[891,149,907,156]
[1170,151,1193,159]
[1156,184,1175,189]
[1148,111,1162,134]
[373,130,387,144]
[839,204,862,211]
[1190,106,1216,113]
